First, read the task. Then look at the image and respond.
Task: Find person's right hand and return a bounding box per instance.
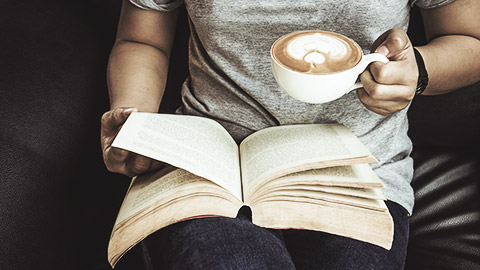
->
[101,107,164,177]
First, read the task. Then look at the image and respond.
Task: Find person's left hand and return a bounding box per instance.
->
[357,28,418,116]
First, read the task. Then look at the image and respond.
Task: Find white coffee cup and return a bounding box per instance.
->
[271,31,389,104]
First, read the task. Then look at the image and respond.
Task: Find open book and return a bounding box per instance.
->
[107,112,393,267]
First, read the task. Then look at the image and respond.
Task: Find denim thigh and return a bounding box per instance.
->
[283,201,410,270]
[140,207,295,270]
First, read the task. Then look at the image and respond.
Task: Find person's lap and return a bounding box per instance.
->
[140,201,408,270]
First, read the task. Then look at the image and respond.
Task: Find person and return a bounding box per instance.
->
[101,0,480,269]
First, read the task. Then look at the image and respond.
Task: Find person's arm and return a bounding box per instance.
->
[108,0,178,111]
[357,0,480,115]
[101,0,179,177]
[417,0,480,95]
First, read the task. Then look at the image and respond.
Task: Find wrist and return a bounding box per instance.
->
[413,47,429,96]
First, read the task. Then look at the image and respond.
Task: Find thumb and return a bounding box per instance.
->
[101,107,138,132]
[372,28,411,60]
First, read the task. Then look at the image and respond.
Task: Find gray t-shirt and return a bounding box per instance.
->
[129,0,455,214]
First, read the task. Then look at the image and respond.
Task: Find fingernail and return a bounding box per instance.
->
[375,45,389,56]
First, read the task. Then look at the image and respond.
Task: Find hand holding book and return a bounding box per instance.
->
[101,108,164,177]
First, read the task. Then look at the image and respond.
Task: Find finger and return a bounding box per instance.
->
[127,154,153,175]
[104,147,129,167]
[150,160,165,171]
[356,88,407,116]
[372,28,411,60]
[103,147,131,174]
[109,147,130,161]
[359,69,402,101]
[360,71,415,102]
[368,60,418,86]
[101,107,139,150]
[101,107,138,131]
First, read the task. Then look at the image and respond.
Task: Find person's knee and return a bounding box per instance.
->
[143,217,294,269]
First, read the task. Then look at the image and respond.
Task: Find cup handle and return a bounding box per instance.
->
[349,53,389,91]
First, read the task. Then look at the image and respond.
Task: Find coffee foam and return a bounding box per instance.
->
[272,30,362,74]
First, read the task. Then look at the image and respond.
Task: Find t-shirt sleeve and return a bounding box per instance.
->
[128,0,184,11]
[410,0,456,9]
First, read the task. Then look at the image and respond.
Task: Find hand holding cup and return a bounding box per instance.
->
[357,28,418,116]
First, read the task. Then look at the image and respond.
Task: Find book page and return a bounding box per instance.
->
[251,200,393,250]
[109,178,242,268]
[252,189,387,212]
[115,166,215,224]
[112,112,242,200]
[264,164,383,188]
[246,164,384,203]
[240,124,376,196]
[270,185,385,200]
[252,184,385,203]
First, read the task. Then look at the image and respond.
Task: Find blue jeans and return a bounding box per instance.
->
[139,201,409,270]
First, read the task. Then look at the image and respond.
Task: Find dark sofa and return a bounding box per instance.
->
[0,1,478,269]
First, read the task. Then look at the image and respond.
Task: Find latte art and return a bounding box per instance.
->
[287,33,348,65]
[272,30,362,74]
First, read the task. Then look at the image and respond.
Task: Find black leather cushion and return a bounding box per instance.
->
[0,1,187,269]
[405,58,480,270]
[405,146,480,269]
[408,82,480,150]
[0,1,133,269]
[0,140,72,269]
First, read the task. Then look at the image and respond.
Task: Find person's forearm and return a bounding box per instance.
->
[416,35,480,95]
[107,40,170,112]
